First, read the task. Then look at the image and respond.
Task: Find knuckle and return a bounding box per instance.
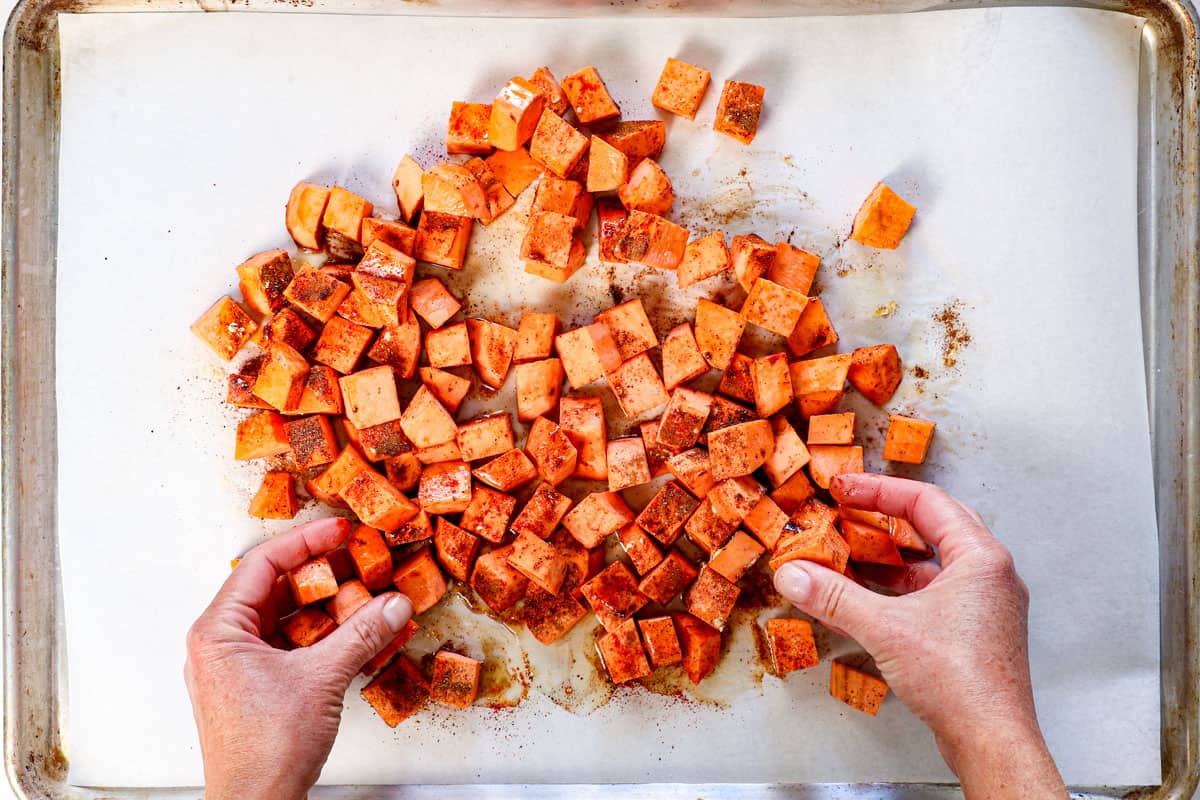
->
[818,579,848,621]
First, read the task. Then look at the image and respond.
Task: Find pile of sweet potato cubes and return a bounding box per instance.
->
[191,57,934,725]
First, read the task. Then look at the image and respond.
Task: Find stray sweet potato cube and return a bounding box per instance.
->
[613,210,688,270]
[848,344,903,406]
[457,414,515,462]
[708,419,773,480]
[249,472,299,519]
[561,66,621,124]
[297,365,346,415]
[555,327,604,388]
[742,278,809,337]
[765,416,810,487]
[252,343,310,413]
[595,299,658,361]
[490,76,546,151]
[743,495,788,550]
[619,523,664,576]
[514,312,560,363]
[709,531,765,582]
[684,497,738,554]
[281,608,336,647]
[446,100,492,155]
[769,523,850,574]
[657,387,714,451]
[289,556,339,606]
[807,444,864,489]
[597,198,629,263]
[392,548,448,614]
[708,476,766,525]
[419,460,473,515]
[368,311,421,379]
[767,618,819,674]
[770,242,820,294]
[695,298,745,371]
[343,469,420,531]
[730,234,776,293]
[459,485,516,544]
[841,519,905,566]
[515,359,564,423]
[306,445,371,506]
[399,386,458,450]
[606,437,651,491]
[637,548,699,604]
[850,182,916,250]
[325,579,372,625]
[652,57,711,119]
[285,415,339,469]
[467,318,518,388]
[752,354,794,419]
[787,297,839,357]
[486,147,543,198]
[618,158,673,216]
[684,566,740,630]
[408,278,461,329]
[563,491,635,549]
[524,586,589,644]
[284,269,352,324]
[235,249,293,315]
[678,231,730,289]
[429,650,482,709]
[882,415,936,464]
[559,395,608,480]
[362,656,429,727]
[511,485,572,542]
[587,135,629,192]
[667,448,716,499]
[192,296,257,361]
[235,411,290,461]
[472,448,538,492]
[790,354,852,419]
[598,619,652,684]
[672,612,722,683]
[639,616,682,669]
[508,531,569,594]
[662,323,709,391]
[830,660,889,715]
[526,416,578,486]
[323,186,373,243]
[637,481,700,546]
[471,545,529,612]
[808,412,856,445]
[713,80,765,144]
[286,182,331,250]
[419,367,470,416]
[339,365,401,429]
[347,525,394,591]
[580,561,649,632]
[607,353,670,418]
[391,155,425,224]
[529,109,589,178]
[312,316,373,375]
[415,210,473,270]
[433,517,481,582]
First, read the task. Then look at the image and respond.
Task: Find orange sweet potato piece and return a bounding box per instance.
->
[347,524,394,591]
[525,416,578,486]
[597,198,630,264]
[343,469,420,531]
[312,316,372,375]
[713,80,765,144]
[471,448,539,492]
[848,344,903,406]
[613,210,688,270]
[652,57,711,119]
[323,186,373,243]
[717,352,756,404]
[235,249,293,315]
[667,447,716,499]
[284,269,352,324]
[807,444,865,489]
[429,650,483,709]
[808,412,856,445]
[751,353,793,419]
[554,327,604,389]
[338,365,401,429]
[485,147,543,198]
[639,616,682,669]
[252,343,310,413]
[640,419,676,478]
[618,158,673,216]
[415,210,473,270]
[511,483,572,540]
[367,310,421,379]
[432,517,481,582]
[637,548,699,605]
[457,414,515,462]
[588,322,624,375]
[471,545,529,613]
[790,354,852,419]
[361,656,429,726]
[701,396,757,443]
[559,395,608,480]
[361,218,417,255]
[708,419,773,481]
[882,415,936,464]
[769,523,850,574]
[248,472,299,519]
[385,510,434,548]
[325,579,373,625]
[656,387,714,451]
[399,385,458,450]
[672,611,722,683]
[295,364,344,415]
[514,312,560,363]
[528,66,569,115]
[606,437,651,491]
[306,445,371,506]
[391,155,425,224]
[523,238,586,284]
[770,242,820,294]
[595,299,658,361]
[465,157,517,223]
[830,660,889,715]
[467,318,518,388]
[684,497,738,554]
[598,619,652,684]
[637,481,700,546]
[767,618,819,674]
[489,76,546,152]
[561,66,621,124]
[598,120,666,162]
[529,109,589,178]
[446,100,492,155]
[764,416,810,487]
[418,367,470,416]
[459,485,516,544]
[678,231,731,289]
[695,298,746,371]
[286,182,331,250]
[524,586,590,644]
[256,307,317,351]
[392,547,448,614]
[708,476,765,525]
[743,495,788,550]
[563,491,635,549]
[407,278,461,330]
[281,608,337,647]
[787,297,839,357]
[741,278,809,337]
[192,296,258,361]
[709,531,765,582]
[772,469,816,514]
[840,519,905,566]
[661,323,709,391]
[514,358,564,423]
[607,353,670,418]
[580,561,649,632]
[418,460,473,515]
[619,523,665,575]
[235,411,290,461]
[850,182,916,250]
[383,453,422,493]
[587,135,629,192]
[425,320,471,369]
[288,556,339,606]
[285,415,339,468]
[730,234,776,293]
[507,531,569,594]
[531,177,592,230]
[521,210,578,269]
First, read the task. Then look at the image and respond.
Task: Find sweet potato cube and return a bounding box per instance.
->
[587,135,629,193]
[391,155,425,224]
[790,354,852,419]
[423,321,469,369]
[597,198,629,264]
[418,367,470,417]
[286,182,331,250]
[791,497,839,532]
[415,211,473,270]
[472,448,538,492]
[695,298,746,371]
[428,650,483,710]
[848,344,903,406]
[637,481,700,547]
[257,307,316,352]
[524,586,589,644]
[507,531,569,595]
[701,396,759,446]
[882,415,936,464]
[281,608,336,647]
[708,476,766,525]
[765,416,810,487]
[512,359,563,424]
[285,415,339,469]
[807,444,864,489]
[400,279,458,331]
[288,556,339,606]
[730,234,776,293]
[770,242,820,294]
[555,327,604,388]
[657,387,714,451]
[672,612,722,683]
[457,414,515,462]
[652,57,711,119]
[607,353,670,418]
[638,548,700,604]
[471,545,529,613]
[338,365,400,429]
[677,231,731,290]
[323,186,373,243]
[419,460,473,515]
[613,210,688,270]
[368,311,421,379]
[248,472,299,519]
[841,519,905,566]
[446,100,492,155]
[512,484,572,540]
[561,66,621,124]
[744,495,788,550]
[361,218,417,255]
[563,491,635,549]
[284,269,351,324]
[235,411,290,461]
[525,65,568,114]
[191,296,257,361]
[636,616,681,669]
[830,660,889,716]
[709,531,765,582]
[432,517,481,582]
[667,448,716,499]
[767,618,819,674]
[717,352,755,404]
[523,238,586,284]
[606,437,651,491]
[526,416,578,486]
[325,579,372,625]
[384,510,434,548]
[708,419,773,481]
[486,147,543,198]
[521,210,578,269]
[618,523,664,575]
[713,80,765,144]
[742,278,809,337]
[297,365,346,415]
[227,368,271,410]
[752,354,794,419]
[595,299,658,361]
[531,177,592,230]
[640,420,675,477]
[343,470,420,531]
[559,395,608,480]
[684,566,740,630]
[587,322,624,374]
[466,160,518,226]
[235,249,293,315]
[769,523,850,574]
[891,517,932,557]
[392,548,448,614]
[360,619,420,677]
[618,158,673,216]
[489,76,546,152]
[787,297,839,357]
[400,385,458,450]
[661,324,709,391]
[514,312,559,363]
[529,109,589,178]
[598,120,666,162]
[358,238,417,288]
[597,619,652,684]
[580,561,648,632]
[337,288,384,330]
[808,412,856,445]
[415,439,462,467]
[311,317,372,375]
[684,497,738,554]
[253,344,310,413]
[362,656,429,727]
[347,525,394,591]
[850,182,916,249]
[459,485,516,544]
[466,318,518,388]
[306,445,371,506]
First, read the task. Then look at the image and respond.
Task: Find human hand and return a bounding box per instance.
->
[773,473,1066,800]
[184,517,414,800]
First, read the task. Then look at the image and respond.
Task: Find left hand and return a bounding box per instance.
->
[184,517,413,800]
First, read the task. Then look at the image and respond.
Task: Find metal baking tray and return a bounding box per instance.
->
[3,0,1197,797]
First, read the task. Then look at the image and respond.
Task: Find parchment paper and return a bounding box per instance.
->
[55,6,1159,787]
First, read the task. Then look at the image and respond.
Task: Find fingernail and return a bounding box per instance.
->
[774,563,812,603]
[382,595,413,633]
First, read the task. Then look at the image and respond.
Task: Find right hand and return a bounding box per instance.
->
[773,473,1066,799]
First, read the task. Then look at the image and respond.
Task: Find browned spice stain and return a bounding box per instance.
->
[933,301,973,367]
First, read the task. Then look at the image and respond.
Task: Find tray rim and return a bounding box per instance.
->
[3,1,1197,798]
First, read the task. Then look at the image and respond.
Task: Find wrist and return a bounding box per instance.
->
[937,716,1066,800]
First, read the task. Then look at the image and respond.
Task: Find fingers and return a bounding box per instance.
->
[830,473,991,563]
[773,562,891,652]
[308,593,414,678]
[855,560,942,594]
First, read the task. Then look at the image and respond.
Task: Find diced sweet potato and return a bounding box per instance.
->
[525,416,578,486]
[428,650,483,710]
[661,324,709,391]
[524,586,589,644]
[446,100,492,155]
[252,343,310,413]
[563,491,634,549]
[417,442,464,471]
[257,307,316,352]
[399,385,458,450]
[368,311,421,379]
[288,556,339,606]
[418,367,469,416]
[791,497,839,532]
[561,66,621,124]
[235,249,293,316]
[514,357,564,427]
[769,523,850,574]
[667,448,716,499]
[598,120,666,162]
[432,517,481,582]
[297,365,346,415]
[808,412,856,445]
[580,561,648,632]
[361,218,417,255]
[636,548,698,604]
[466,318,518,388]
[528,66,569,115]
[606,437,651,491]
[840,518,905,566]
[882,415,935,464]
[306,445,371,506]
[587,135,630,193]
[362,656,429,726]
[730,234,776,293]
[465,157,517,224]
[743,495,788,550]
[384,453,422,492]
[694,298,746,371]
[559,395,608,480]
[587,323,624,374]
[850,182,916,250]
[717,353,755,404]
[596,618,651,684]
[554,327,604,389]
[325,579,372,626]
[807,444,864,489]
[613,210,688,270]
[227,367,271,410]
[358,236,416,287]
[848,344,903,406]
[710,531,765,582]
[457,414,515,462]
[672,611,722,683]
[471,545,529,612]
[787,297,839,357]
[471,448,538,492]
[485,147,543,198]
[618,158,673,216]
[339,287,386,329]
[708,419,773,480]
[343,469,420,531]
[830,660,889,715]
[684,497,738,554]
[595,299,658,361]
[489,76,546,152]
[337,365,400,429]
[514,312,560,364]
[286,182,331,250]
[708,476,766,525]
[770,242,819,294]
[639,419,675,478]
[677,231,731,289]
[656,387,714,451]
[637,481,700,546]
[323,185,373,243]
[248,472,299,519]
[523,238,586,284]
[391,155,425,224]
[521,210,578,271]
[459,485,516,544]
[742,278,809,337]
[684,565,740,630]
[618,523,664,576]
[281,607,337,647]
[406,278,460,331]
[531,177,592,230]
[597,198,630,264]
[750,354,793,419]
[386,510,434,547]
[701,395,757,444]
[347,524,394,591]
[235,411,290,461]
[415,210,473,270]
[310,316,372,375]
[713,80,765,144]
[424,320,470,369]
[764,416,810,488]
[284,269,352,324]
[506,531,568,595]
[418,460,473,515]
[392,547,448,614]
[191,296,257,361]
[529,109,589,178]
[512,483,572,540]
[652,57,711,119]
[790,354,852,419]
[767,618,818,674]
[285,415,339,468]
[607,353,670,418]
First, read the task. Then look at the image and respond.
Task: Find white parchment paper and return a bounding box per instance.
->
[55,6,1159,787]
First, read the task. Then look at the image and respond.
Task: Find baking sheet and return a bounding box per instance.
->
[53,6,1159,788]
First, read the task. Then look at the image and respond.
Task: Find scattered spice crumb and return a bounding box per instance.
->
[933,301,972,367]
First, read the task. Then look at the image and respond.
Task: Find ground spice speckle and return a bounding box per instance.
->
[933,301,972,367]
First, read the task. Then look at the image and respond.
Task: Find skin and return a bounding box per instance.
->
[773,473,1067,800]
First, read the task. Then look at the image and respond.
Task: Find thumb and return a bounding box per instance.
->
[774,562,889,649]
[310,592,414,677]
